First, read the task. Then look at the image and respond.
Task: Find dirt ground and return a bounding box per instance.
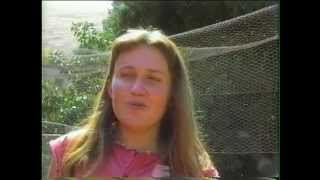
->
[42,1,112,57]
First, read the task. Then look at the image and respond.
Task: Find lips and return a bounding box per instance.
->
[127,101,147,109]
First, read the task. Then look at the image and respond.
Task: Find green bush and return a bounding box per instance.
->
[42,79,96,125]
[71,21,107,51]
[70,3,122,52]
[42,50,105,126]
[71,20,119,52]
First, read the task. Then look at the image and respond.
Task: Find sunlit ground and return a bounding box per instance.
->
[42,1,113,55]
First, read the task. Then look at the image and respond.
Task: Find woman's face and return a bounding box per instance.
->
[109,45,171,131]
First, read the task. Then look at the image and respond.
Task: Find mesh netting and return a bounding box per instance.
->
[169,5,278,47]
[169,4,279,154]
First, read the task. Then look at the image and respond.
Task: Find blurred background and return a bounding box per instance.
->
[42,1,279,180]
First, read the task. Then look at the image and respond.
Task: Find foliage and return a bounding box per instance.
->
[102,2,128,36]
[43,80,91,125]
[47,49,68,67]
[71,21,109,51]
[42,50,106,125]
[101,3,122,43]
[70,3,124,52]
[69,2,277,52]
[47,49,108,72]
[105,1,277,35]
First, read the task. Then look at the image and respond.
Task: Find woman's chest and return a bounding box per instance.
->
[87,146,170,177]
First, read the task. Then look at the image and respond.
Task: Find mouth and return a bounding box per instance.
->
[127,101,147,109]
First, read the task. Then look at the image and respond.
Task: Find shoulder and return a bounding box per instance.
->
[202,166,220,178]
[49,129,85,146]
[49,129,87,160]
[48,129,87,177]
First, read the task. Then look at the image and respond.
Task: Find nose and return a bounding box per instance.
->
[130,79,147,96]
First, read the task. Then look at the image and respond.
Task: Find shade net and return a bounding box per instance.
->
[170,4,279,154]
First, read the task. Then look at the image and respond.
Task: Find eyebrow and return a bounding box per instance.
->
[118,66,164,75]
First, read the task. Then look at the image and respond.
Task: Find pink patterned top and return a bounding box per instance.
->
[48,131,219,178]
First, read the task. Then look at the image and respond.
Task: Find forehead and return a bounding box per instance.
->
[115,45,169,72]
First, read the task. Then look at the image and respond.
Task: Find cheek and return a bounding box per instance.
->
[149,85,171,107]
[110,79,128,108]
[111,78,129,95]
[148,88,171,123]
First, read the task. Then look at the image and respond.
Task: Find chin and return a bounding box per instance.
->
[119,118,159,130]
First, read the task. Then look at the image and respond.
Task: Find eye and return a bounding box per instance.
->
[147,76,161,82]
[120,73,129,77]
[119,72,135,79]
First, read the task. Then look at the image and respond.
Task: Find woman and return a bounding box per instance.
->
[48,29,219,178]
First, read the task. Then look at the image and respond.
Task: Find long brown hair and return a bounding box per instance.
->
[61,29,214,177]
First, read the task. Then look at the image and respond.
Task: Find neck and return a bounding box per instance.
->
[116,124,160,153]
